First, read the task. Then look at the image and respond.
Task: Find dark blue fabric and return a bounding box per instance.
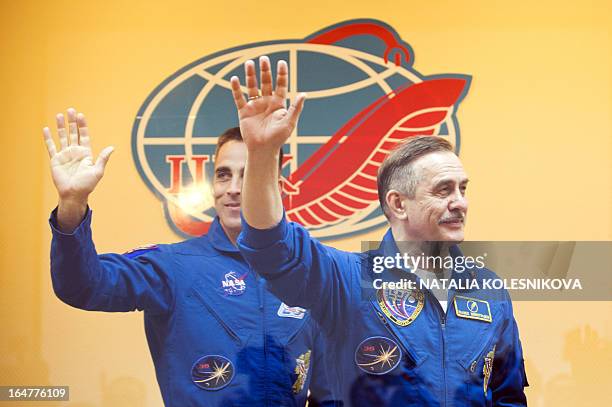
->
[237,216,528,407]
[49,208,334,406]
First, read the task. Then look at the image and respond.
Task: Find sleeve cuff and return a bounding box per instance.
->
[49,206,92,237]
[238,211,288,249]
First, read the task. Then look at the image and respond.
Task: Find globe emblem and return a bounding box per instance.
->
[132,21,469,239]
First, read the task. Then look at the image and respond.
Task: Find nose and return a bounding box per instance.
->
[448,189,468,213]
[227,176,241,196]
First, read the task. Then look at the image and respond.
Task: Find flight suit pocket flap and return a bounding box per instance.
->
[456,301,505,369]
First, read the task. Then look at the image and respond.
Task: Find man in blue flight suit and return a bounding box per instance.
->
[43,113,334,406]
[229,56,529,406]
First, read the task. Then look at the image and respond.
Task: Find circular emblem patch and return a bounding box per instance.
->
[191,355,234,390]
[377,287,425,326]
[355,336,402,375]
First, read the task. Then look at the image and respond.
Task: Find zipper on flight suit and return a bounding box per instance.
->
[441,310,447,406]
[427,290,450,406]
[258,278,269,406]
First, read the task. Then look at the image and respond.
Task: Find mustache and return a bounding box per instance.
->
[439,214,465,223]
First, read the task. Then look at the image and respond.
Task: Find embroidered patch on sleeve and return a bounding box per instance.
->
[122,244,160,259]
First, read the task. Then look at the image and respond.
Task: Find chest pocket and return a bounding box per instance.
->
[266,298,312,380]
[450,299,506,406]
[279,316,315,398]
[187,278,256,345]
[268,298,310,344]
[453,299,504,369]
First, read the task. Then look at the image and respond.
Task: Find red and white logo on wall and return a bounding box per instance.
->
[132,19,470,239]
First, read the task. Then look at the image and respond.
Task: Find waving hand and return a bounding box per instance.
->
[43,108,113,232]
[229,56,306,229]
[230,56,305,153]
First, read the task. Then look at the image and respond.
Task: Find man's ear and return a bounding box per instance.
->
[385,189,408,220]
[278,178,283,194]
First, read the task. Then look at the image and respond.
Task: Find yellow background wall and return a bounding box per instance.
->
[1,0,611,405]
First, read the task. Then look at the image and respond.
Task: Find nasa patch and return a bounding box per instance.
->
[221,271,247,296]
[191,355,234,391]
[355,336,402,375]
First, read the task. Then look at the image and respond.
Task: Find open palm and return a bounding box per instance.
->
[43,109,113,201]
[230,57,305,151]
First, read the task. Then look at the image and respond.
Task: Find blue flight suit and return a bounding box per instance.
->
[237,216,529,406]
[49,208,334,407]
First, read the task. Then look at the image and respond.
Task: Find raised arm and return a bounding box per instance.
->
[43,109,173,315]
[231,57,358,337]
[43,108,114,232]
[229,56,305,229]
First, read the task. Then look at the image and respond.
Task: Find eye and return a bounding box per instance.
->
[437,186,451,196]
[215,171,231,181]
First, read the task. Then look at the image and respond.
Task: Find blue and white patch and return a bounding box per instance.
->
[454,295,492,323]
[191,355,234,390]
[221,271,247,296]
[355,336,402,375]
[277,303,306,319]
[122,244,159,259]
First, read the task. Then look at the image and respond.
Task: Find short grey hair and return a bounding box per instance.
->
[377,136,454,218]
